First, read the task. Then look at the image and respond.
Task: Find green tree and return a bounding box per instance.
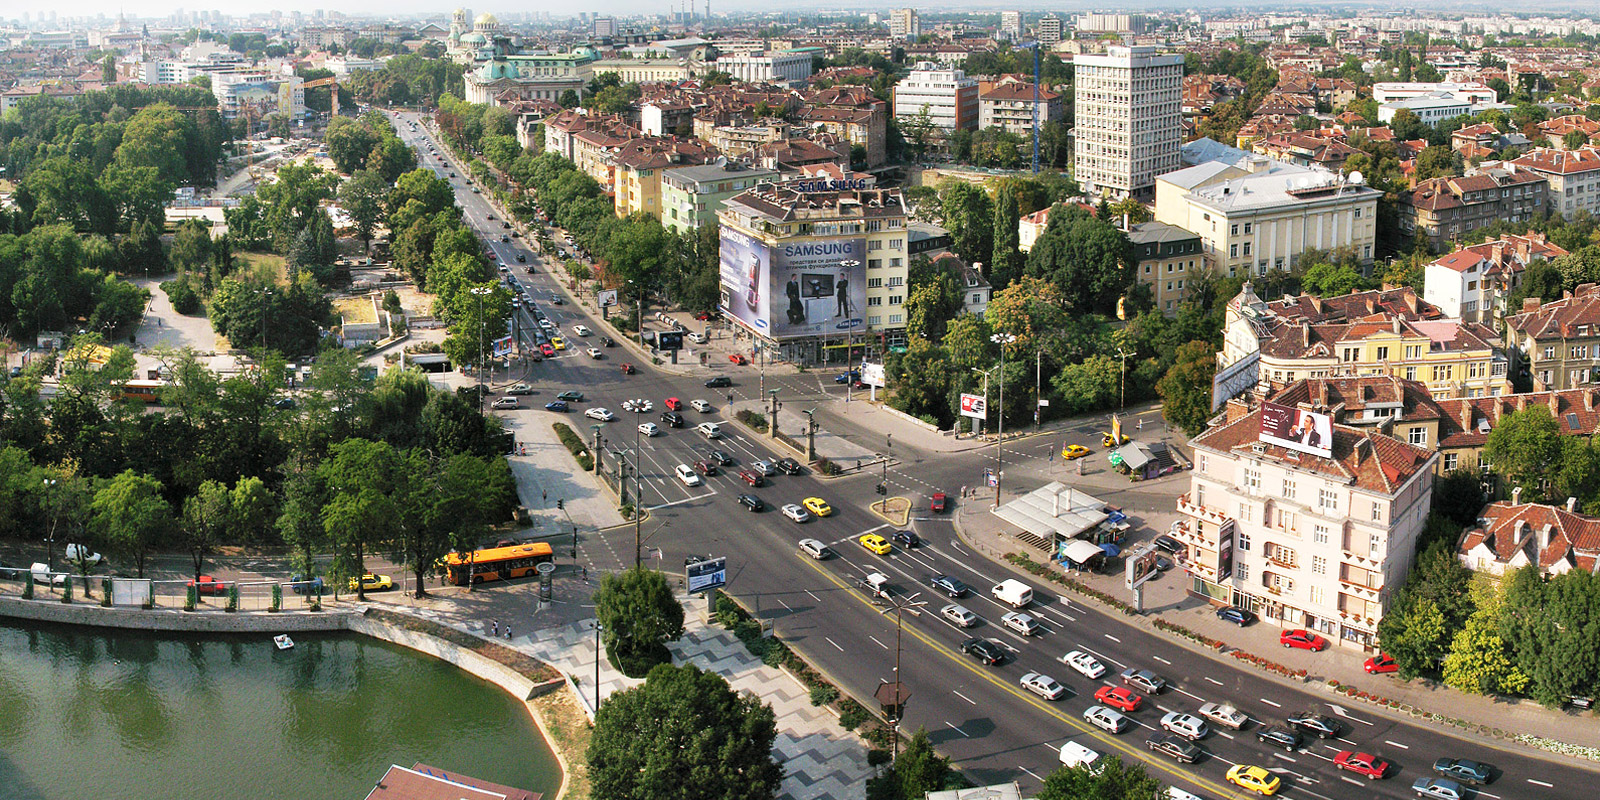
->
[588,663,783,800]
[1025,204,1133,313]
[318,438,403,599]
[180,479,232,582]
[902,270,961,342]
[887,336,955,428]
[1377,541,1475,678]
[1414,145,1463,181]
[990,186,1024,289]
[325,116,382,174]
[939,182,994,266]
[880,728,951,799]
[1483,406,1562,499]
[90,470,174,578]
[1432,469,1486,528]
[1036,757,1162,800]
[1300,262,1371,296]
[339,169,388,249]
[984,275,1069,355]
[1157,340,1219,436]
[1443,575,1529,695]
[595,567,686,677]
[169,218,214,273]
[1501,568,1600,706]
[1565,129,1590,151]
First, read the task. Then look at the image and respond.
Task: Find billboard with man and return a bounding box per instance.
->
[719,229,866,340]
[1259,401,1334,459]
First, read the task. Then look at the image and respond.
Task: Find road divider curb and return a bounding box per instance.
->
[869,497,911,527]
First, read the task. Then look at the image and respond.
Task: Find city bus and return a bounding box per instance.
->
[441,542,554,586]
[117,379,168,404]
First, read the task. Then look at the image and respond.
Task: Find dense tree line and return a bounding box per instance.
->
[343,53,466,108]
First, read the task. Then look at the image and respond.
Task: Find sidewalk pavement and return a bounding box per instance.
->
[409,595,873,800]
[497,409,628,571]
[951,486,1600,757]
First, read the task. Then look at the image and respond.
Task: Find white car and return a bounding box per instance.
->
[688,331,707,343]
[675,464,701,486]
[1083,705,1129,734]
[491,397,520,409]
[781,504,811,523]
[752,459,777,476]
[573,324,591,336]
[1060,650,1107,680]
[64,544,103,566]
[696,422,722,439]
[690,399,712,412]
[941,604,979,628]
[585,407,614,421]
[798,539,829,559]
[1196,702,1249,730]
[1020,672,1068,701]
[1160,712,1209,740]
[638,423,659,437]
[586,347,603,359]
[1002,611,1042,636]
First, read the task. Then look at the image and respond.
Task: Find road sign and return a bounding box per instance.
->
[657,331,684,351]
[685,556,727,594]
[492,335,513,358]
[984,468,998,488]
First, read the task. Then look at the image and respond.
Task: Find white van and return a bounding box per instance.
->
[992,579,1034,608]
[1059,741,1104,773]
[30,562,64,587]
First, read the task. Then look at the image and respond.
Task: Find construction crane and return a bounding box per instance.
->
[300,76,344,117]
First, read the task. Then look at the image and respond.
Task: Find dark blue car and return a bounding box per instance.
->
[545,400,569,412]
[289,575,324,595]
[1216,606,1257,626]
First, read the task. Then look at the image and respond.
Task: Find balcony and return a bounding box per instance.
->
[1177,493,1229,526]
[1266,554,1298,571]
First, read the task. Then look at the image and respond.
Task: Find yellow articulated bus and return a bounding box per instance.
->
[441,542,553,586]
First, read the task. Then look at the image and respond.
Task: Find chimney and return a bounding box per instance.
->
[1461,402,1473,430]
[1494,400,1504,423]
[1491,241,1506,265]
[1523,297,1542,312]
[1588,390,1596,412]
[1392,317,1402,334]
[1517,395,1528,412]
[1550,393,1561,414]
[1513,486,1523,505]
[1568,496,1579,513]
[1226,397,1251,424]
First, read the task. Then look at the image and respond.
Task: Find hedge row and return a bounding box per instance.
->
[735,409,768,433]
[552,422,594,471]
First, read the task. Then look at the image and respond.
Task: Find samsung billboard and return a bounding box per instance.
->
[720,228,867,339]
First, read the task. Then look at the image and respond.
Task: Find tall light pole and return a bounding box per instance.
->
[991,332,1016,508]
[632,415,643,568]
[593,621,603,711]
[471,285,492,415]
[42,477,60,572]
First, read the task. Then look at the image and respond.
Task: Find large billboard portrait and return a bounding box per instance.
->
[719,227,772,335]
[770,238,866,338]
[1259,401,1334,459]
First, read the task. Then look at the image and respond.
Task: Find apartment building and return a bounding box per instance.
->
[463,46,599,105]
[1510,147,1600,219]
[1073,45,1184,201]
[211,73,306,120]
[1155,156,1381,276]
[713,51,814,85]
[1128,221,1203,315]
[1371,81,1498,105]
[1422,233,1566,324]
[999,11,1023,40]
[1505,283,1600,391]
[978,80,1063,136]
[660,162,778,234]
[893,62,979,140]
[1172,401,1436,650]
[610,140,719,220]
[1037,15,1063,46]
[889,9,921,40]
[1400,170,1550,251]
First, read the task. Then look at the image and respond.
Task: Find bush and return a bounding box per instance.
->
[162,278,201,315]
[736,409,769,433]
[810,684,840,706]
[101,578,112,607]
[22,572,33,600]
[184,584,197,611]
[553,422,594,470]
[816,457,842,476]
[61,576,72,604]
[270,583,282,612]
[226,584,239,612]
[839,698,869,730]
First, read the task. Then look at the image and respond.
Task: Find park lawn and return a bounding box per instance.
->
[235,251,287,281]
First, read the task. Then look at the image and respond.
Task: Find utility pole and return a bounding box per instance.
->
[1035,348,1043,428]
[1118,347,1130,409]
[804,409,817,462]
[768,389,780,440]
[471,285,492,415]
[633,419,643,568]
[992,333,1016,508]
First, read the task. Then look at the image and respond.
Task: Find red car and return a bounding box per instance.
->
[694,311,715,321]
[1280,629,1329,651]
[188,575,229,596]
[539,343,555,357]
[620,363,636,375]
[1334,751,1390,780]
[739,469,764,486]
[930,492,948,513]
[1093,685,1142,712]
[665,397,683,411]
[729,353,748,365]
[694,460,718,476]
[1364,653,1399,674]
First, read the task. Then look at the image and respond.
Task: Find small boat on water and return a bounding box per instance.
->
[273,634,295,650]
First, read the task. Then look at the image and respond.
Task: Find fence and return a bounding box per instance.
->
[0,567,370,612]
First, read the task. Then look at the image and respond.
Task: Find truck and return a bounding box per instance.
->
[991,578,1034,609]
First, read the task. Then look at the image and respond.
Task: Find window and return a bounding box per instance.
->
[1242,242,1252,256]
[867,296,883,306]
[890,257,903,268]
[868,240,882,251]
[1432,365,1452,382]
[1408,427,1427,446]
[1544,346,1556,360]
[1376,346,1389,360]
[1314,524,1329,545]
[1236,563,1248,581]
[1405,366,1417,380]
[890,238,903,250]
[1230,244,1238,258]
[1243,468,1260,494]
[1240,503,1255,523]
[1354,207,1363,219]
[1405,345,1423,359]
[1310,586,1326,606]
[1367,533,1382,558]
[1230,224,1239,236]
[1318,488,1338,513]
[867,278,883,288]
[888,276,904,287]
[1283,479,1296,500]
[868,259,883,269]
[1443,452,1458,471]
[1243,222,1253,234]
[888,314,902,324]
[1312,555,1327,575]
[888,295,903,305]
[1236,532,1251,552]
[1277,508,1295,532]
[1371,502,1385,522]
[1198,454,1208,473]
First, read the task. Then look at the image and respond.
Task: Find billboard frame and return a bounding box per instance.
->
[1259,401,1333,459]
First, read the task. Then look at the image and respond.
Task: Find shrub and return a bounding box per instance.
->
[736,409,769,433]
[22,572,33,600]
[226,584,239,613]
[162,278,201,314]
[816,457,843,476]
[184,584,197,611]
[553,422,595,471]
[839,698,869,730]
[810,684,840,706]
[61,576,72,604]
[270,584,282,612]
[101,578,112,607]
[866,749,891,768]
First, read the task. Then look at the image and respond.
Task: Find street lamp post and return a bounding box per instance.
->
[991,333,1017,508]
[42,478,60,572]
[803,409,817,463]
[633,417,643,568]
[470,285,492,415]
[593,621,603,711]
[768,389,780,440]
[590,424,603,476]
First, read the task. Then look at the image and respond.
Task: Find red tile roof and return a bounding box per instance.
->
[1192,407,1434,494]
[1458,501,1600,573]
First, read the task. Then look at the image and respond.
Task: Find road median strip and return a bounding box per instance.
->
[869,496,911,527]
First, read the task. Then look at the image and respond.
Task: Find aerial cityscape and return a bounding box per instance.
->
[4,5,1600,800]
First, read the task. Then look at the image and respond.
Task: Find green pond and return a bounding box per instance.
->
[0,620,561,799]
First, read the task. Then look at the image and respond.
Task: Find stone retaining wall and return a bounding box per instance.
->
[0,596,353,633]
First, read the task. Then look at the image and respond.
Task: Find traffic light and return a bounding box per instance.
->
[876,483,887,495]
[556,499,563,509]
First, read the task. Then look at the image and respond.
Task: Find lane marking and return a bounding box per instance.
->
[946,721,970,738]
[1152,655,1171,665]
[953,690,976,705]
[1018,766,1043,783]
[1271,752,1297,763]
[1103,633,1121,643]
[1079,646,1125,669]
[1204,677,1224,686]
[869,636,888,650]
[1383,739,1409,749]
[1214,730,1234,740]
[775,597,791,611]
[1260,698,1282,708]
[1528,779,1553,788]
[824,637,844,652]
[1340,776,1365,788]
[805,590,821,602]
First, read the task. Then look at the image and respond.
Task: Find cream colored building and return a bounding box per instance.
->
[1156,155,1381,276]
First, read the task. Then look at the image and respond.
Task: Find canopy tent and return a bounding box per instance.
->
[1060,539,1106,566]
[992,482,1111,543]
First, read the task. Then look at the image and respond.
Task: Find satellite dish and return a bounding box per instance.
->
[1349,170,1365,185]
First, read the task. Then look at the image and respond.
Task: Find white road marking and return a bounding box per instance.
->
[1340,776,1366,788]
[645,491,716,510]
[806,590,822,602]
[1204,677,1224,686]
[946,721,970,738]
[1383,739,1409,749]
[1018,766,1043,783]
[1260,698,1282,708]
[1153,655,1171,665]
[1103,633,1121,642]
[1214,730,1235,740]
[775,597,791,611]
[869,636,888,650]
[1325,704,1373,725]
[1528,779,1553,788]
[1173,687,1207,702]
[1271,752,1298,763]
[953,690,976,705]
[824,637,844,652]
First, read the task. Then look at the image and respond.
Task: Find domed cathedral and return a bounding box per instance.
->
[446,8,481,64]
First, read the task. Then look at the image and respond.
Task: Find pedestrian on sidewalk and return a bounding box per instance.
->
[504,624,512,639]
[582,566,588,582]
[491,619,499,637]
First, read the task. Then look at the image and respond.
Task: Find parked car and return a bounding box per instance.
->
[288,574,324,595]
[728,353,747,365]
[1021,672,1067,700]
[1364,653,1400,674]
[959,638,1003,665]
[941,604,979,628]
[1280,629,1330,651]
[1153,535,1185,554]
[929,574,969,597]
[188,575,230,596]
[491,397,520,409]
[1216,606,1257,626]
[348,573,394,592]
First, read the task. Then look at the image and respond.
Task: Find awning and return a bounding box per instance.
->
[1112,441,1154,471]
[1060,539,1105,565]
[993,482,1111,542]
[1099,543,1121,558]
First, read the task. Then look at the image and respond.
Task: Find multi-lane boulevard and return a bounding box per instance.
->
[391,111,1591,799]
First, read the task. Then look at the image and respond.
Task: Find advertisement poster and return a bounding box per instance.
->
[719,227,772,335]
[770,238,866,338]
[959,393,987,419]
[1259,401,1334,459]
[1218,518,1236,579]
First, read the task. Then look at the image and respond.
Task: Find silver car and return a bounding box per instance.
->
[941,604,979,628]
[1020,672,1067,700]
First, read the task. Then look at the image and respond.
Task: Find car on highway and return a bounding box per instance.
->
[739,469,764,486]
[803,497,833,517]
[1197,702,1248,730]
[620,363,636,374]
[959,638,1004,665]
[1062,444,1092,460]
[798,539,829,559]
[1020,672,1067,700]
[1412,778,1466,800]
[516,253,526,262]
[661,411,684,428]
[1160,712,1209,740]
[491,397,519,409]
[1335,751,1390,780]
[696,422,722,439]
[573,324,591,336]
[1432,758,1493,785]
[1061,650,1107,680]
[599,335,614,346]
[638,423,659,437]
[507,383,534,395]
[1216,605,1256,626]
[664,397,683,411]
[585,408,614,421]
[930,574,969,598]
[752,459,777,476]
[1093,685,1141,712]
[557,390,584,401]
[704,376,732,388]
[892,530,921,548]
[930,492,948,512]
[1280,629,1329,651]
[1001,611,1042,636]
[675,464,702,486]
[941,604,978,628]
[776,457,803,474]
[1365,653,1400,674]
[1120,668,1167,695]
[707,449,734,465]
[736,494,764,512]
[693,460,718,477]
[348,573,395,592]
[1286,711,1340,739]
[1083,705,1129,733]
[691,399,713,412]
[1226,764,1281,796]
[544,401,569,412]
[858,533,891,555]
[586,347,602,359]
[1145,733,1202,763]
[728,353,747,364]
[1254,724,1303,751]
[782,504,810,523]
[539,343,555,357]
[188,575,230,596]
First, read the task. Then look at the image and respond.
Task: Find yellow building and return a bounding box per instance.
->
[1253,316,1509,399]
[609,142,720,220]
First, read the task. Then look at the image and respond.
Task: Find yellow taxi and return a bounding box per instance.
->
[551,336,567,351]
[1062,444,1091,460]
[1226,764,1281,796]
[348,573,395,592]
[1102,432,1130,448]
[858,534,892,555]
[802,497,833,517]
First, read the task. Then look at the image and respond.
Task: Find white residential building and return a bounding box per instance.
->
[1372,81,1497,105]
[999,11,1023,40]
[1510,147,1600,219]
[1172,402,1437,649]
[1377,94,1471,125]
[892,62,979,132]
[1037,15,1063,46]
[1073,45,1184,201]
[714,51,814,85]
[889,9,921,40]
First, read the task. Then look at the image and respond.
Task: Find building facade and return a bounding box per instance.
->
[978,81,1062,136]
[999,11,1023,40]
[1458,500,1600,577]
[1422,233,1566,324]
[713,51,813,85]
[893,61,979,147]
[1510,147,1600,219]
[1037,15,1063,46]
[889,9,921,40]
[211,73,306,120]
[1505,283,1600,391]
[1073,45,1184,201]
[1128,221,1203,315]
[1173,402,1437,650]
[660,162,779,234]
[1400,170,1550,251]
[463,46,599,105]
